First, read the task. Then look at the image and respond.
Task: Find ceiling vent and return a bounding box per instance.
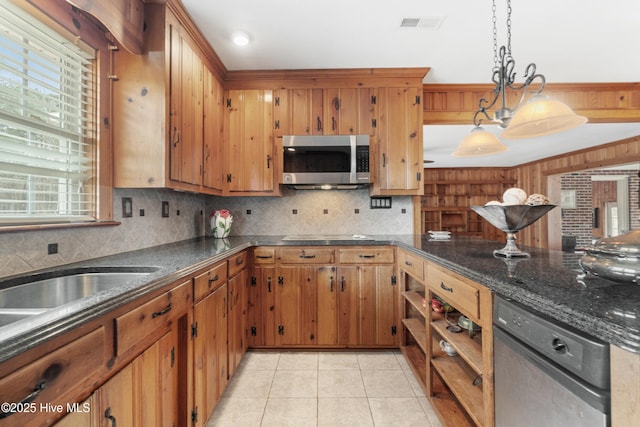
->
[400,16,445,30]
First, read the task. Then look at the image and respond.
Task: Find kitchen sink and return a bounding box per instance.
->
[0,266,160,322]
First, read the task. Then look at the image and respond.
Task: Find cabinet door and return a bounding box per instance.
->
[225,89,274,192]
[193,284,227,427]
[169,25,203,186]
[275,265,318,345]
[228,268,248,376]
[361,265,398,346]
[137,330,179,427]
[374,87,423,194]
[337,266,360,346]
[323,88,376,135]
[316,265,338,346]
[202,64,224,191]
[288,88,324,135]
[251,265,276,346]
[99,363,134,427]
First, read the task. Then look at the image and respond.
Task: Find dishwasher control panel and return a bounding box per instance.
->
[494,295,609,389]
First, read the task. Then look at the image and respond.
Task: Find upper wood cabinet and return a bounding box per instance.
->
[224,89,279,195]
[112,3,225,195]
[371,86,424,195]
[273,88,376,136]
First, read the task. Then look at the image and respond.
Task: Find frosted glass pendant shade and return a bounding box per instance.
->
[502,96,588,139]
[452,127,508,157]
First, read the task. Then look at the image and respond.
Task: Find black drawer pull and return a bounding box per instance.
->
[0,381,46,419]
[256,255,273,259]
[359,254,376,259]
[208,274,219,284]
[299,254,316,259]
[440,282,454,293]
[152,302,172,318]
[235,258,244,265]
[105,407,117,427]
[404,260,413,266]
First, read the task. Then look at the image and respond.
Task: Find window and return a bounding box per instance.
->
[0,0,97,225]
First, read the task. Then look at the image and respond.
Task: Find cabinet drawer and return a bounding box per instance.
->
[398,250,425,282]
[116,280,192,355]
[279,247,335,264]
[228,251,248,277]
[427,264,480,321]
[253,247,276,264]
[338,247,394,264]
[0,327,105,426]
[194,261,228,301]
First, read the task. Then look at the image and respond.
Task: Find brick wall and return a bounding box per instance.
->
[561,169,640,248]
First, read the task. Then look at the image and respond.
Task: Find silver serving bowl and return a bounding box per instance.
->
[471,204,556,257]
[579,230,640,284]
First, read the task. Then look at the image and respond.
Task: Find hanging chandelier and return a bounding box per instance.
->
[452,0,587,157]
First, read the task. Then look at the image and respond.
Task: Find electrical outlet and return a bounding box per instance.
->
[48,243,58,254]
[162,201,169,217]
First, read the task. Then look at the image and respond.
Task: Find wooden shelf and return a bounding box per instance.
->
[431,319,483,375]
[402,291,427,319]
[429,371,475,427]
[402,318,426,353]
[400,345,427,394]
[431,344,485,427]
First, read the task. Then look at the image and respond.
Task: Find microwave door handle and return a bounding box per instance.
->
[349,135,357,183]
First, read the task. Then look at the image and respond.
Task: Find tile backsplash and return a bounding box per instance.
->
[206,188,413,236]
[0,187,413,278]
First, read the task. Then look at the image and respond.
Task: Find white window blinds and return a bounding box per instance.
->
[0,0,97,224]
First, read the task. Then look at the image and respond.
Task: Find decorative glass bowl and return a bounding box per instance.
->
[470,204,556,257]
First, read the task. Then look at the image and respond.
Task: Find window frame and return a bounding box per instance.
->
[0,0,114,231]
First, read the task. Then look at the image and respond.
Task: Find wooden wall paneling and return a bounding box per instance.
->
[423,83,640,125]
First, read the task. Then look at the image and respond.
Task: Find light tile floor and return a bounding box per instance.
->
[206,350,443,427]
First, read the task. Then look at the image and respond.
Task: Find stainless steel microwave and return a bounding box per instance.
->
[282,135,370,189]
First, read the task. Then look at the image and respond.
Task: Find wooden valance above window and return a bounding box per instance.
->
[64,0,144,54]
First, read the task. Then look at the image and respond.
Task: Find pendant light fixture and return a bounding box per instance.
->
[453,0,587,157]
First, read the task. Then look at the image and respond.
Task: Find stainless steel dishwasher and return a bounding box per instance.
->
[493,295,610,427]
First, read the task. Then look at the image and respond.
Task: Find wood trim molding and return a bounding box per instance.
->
[423,82,640,124]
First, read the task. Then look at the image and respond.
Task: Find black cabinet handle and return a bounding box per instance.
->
[440,282,454,293]
[0,381,46,419]
[208,274,219,284]
[267,277,272,293]
[105,407,117,427]
[330,276,334,292]
[404,260,413,266]
[152,302,172,318]
[299,254,316,259]
[267,155,272,169]
[236,258,244,265]
[341,276,345,292]
[316,117,322,131]
[256,255,273,259]
[359,254,375,259]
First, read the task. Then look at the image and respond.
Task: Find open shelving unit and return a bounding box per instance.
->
[399,248,494,427]
[421,168,517,239]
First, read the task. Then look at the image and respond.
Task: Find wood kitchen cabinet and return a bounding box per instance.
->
[399,248,494,427]
[224,89,279,195]
[250,246,397,348]
[192,261,228,427]
[273,88,375,136]
[97,329,179,427]
[112,2,225,194]
[227,252,249,377]
[336,247,398,347]
[371,86,424,195]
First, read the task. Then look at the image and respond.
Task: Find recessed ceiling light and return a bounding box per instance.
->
[231,30,250,46]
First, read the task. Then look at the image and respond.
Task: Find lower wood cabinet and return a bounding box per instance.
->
[0,327,105,427]
[97,328,178,427]
[250,246,398,348]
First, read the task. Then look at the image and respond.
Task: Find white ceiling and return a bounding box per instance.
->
[181,0,640,168]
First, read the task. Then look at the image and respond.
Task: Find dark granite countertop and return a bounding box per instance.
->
[1,234,639,364]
